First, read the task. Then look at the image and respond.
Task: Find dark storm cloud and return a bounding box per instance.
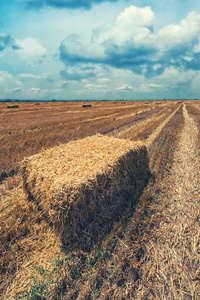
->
[59,34,162,77]
[180,53,200,71]
[101,40,158,74]
[17,0,119,10]
[0,34,21,51]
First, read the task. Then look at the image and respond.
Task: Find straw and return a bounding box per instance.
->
[22,134,150,250]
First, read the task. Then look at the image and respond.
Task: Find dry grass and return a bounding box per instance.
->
[131,104,200,299]
[0,99,193,300]
[0,182,63,299]
[120,103,180,143]
[110,102,175,138]
[22,134,150,250]
[0,100,173,182]
[145,103,181,147]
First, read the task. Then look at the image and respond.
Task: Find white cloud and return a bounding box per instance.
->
[19,73,36,78]
[84,83,106,90]
[94,6,154,46]
[8,87,24,93]
[52,88,62,93]
[152,64,162,70]
[0,71,13,83]
[3,3,200,101]
[97,78,111,83]
[60,7,200,77]
[116,84,134,91]
[19,73,48,79]
[157,12,200,53]
[191,71,200,95]
[160,66,193,83]
[61,64,110,81]
[0,72,23,95]
[60,6,155,68]
[139,83,162,92]
[16,37,46,57]
[116,6,154,28]
[15,80,22,85]
[29,87,41,92]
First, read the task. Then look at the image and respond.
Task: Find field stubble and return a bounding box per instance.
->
[132,104,200,299]
[0,100,193,299]
[0,101,174,182]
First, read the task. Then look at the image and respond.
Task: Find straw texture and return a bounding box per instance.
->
[22,134,150,249]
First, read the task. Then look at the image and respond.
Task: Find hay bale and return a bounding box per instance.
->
[82,104,92,108]
[22,134,150,250]
[7,105,19,109]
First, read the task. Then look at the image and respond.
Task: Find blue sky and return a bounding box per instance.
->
[1,0,200,100]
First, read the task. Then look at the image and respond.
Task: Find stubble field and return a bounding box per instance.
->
[1,99,200,299]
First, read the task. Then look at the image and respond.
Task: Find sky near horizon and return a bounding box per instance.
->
[1,0,200,100]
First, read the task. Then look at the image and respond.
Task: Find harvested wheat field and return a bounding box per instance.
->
[0,100,174,182]
[1,100,200,299]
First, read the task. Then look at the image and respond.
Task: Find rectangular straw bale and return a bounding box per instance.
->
[22,134,150,249]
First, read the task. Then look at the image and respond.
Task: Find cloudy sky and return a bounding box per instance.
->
[1,0,200,100]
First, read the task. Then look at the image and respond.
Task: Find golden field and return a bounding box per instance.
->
[1,100,200,299]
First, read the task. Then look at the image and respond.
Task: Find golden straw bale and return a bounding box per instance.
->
[22,134,150,250]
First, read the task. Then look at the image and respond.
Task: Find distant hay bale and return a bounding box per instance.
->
[7,105,19,109]
[82,104,92,108]
[22,134,150,250]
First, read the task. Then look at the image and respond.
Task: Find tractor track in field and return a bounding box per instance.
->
[145,104,181,148]
[134,104,200,299]
[105,103,176,138]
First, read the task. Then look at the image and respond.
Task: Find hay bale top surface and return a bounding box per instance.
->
[23,134,144,190]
